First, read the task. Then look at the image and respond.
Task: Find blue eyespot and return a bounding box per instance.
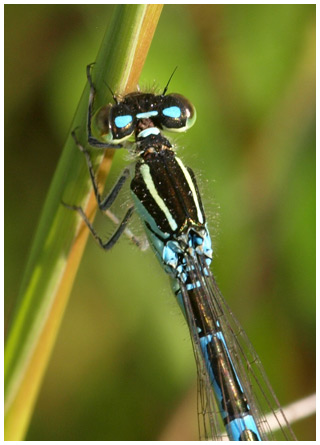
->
[114,114,133,129]
[162,106,181,119]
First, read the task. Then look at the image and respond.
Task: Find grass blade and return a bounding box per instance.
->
[4,4,163,440]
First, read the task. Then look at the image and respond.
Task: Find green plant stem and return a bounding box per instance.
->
[4,5,163,440]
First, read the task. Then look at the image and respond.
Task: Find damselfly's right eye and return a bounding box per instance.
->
[94,103,136,143]
[160,93,196,133]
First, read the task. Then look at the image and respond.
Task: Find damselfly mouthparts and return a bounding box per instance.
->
[64,65,297,441]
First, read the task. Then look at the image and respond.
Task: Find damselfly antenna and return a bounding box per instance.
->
[162,66,178,96]
[103,80,118,104]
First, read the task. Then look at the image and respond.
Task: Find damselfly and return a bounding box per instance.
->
[64,65,297,441]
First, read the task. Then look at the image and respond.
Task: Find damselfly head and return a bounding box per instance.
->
[93,90,197,145]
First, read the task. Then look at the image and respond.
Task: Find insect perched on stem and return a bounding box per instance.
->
[64,64,296,441]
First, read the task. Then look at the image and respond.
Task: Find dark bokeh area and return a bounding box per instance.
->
[5,4,315,440]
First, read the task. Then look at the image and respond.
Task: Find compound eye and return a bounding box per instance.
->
[93,103,135,143]
[160,94,196,132]
[110,104,135,142]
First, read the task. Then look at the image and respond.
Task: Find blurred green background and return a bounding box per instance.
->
[5,4,315,441]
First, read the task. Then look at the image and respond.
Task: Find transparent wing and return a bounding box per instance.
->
[180,276,226,440]
[178,253,297,441]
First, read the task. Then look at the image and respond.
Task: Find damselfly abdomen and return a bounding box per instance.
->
[64,65,297,441]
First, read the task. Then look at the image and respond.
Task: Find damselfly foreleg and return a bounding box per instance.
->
[71,129,130,211]
[86,63,122,149]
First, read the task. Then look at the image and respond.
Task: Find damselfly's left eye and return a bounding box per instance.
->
[109,103,135,142]
[160,94,196,132]
[93,103,135,143]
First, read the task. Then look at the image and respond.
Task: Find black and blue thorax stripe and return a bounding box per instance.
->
[131,134,205,239]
